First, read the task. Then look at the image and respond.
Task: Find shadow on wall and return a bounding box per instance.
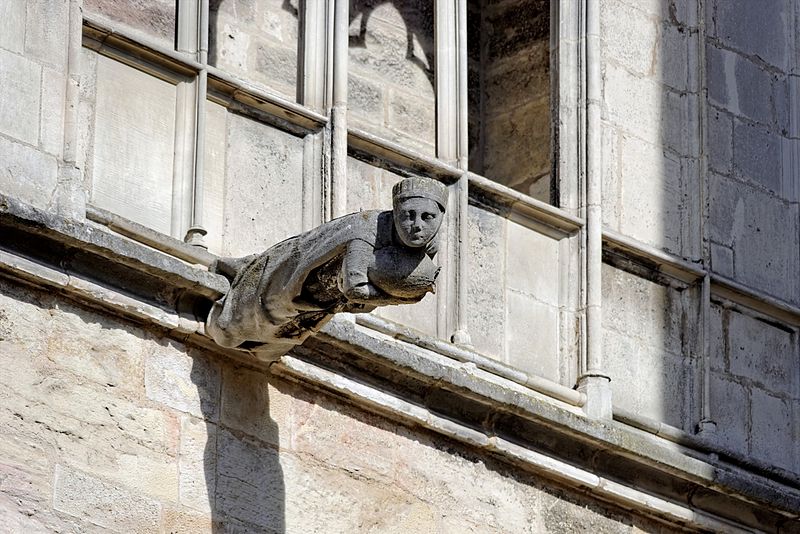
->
[191,357,286,533]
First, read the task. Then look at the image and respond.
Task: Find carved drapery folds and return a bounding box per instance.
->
[206,177,448,359]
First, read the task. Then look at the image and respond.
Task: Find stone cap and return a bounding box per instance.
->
[392,177,448,212]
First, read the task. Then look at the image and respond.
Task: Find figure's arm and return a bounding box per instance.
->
[339,238,386,303]
[340,239,430,306]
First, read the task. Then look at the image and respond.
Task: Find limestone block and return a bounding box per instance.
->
[348,17,434,96]
[38,298,147,392]
[604,63,688,156]
[144,340,221,421]
[712,0,791,71]
[601,125,621,229]
[179,415,216,513]
[483,98,550,189]
[254,39,298,99]
[600,0,659,77]
[506,292,560,381]
[708,372,749,455]
[91,55,177,235]
[0,48,41,145]
[467,204,506,359]
[255,0,300,45]
[222,115,304,256]
[483,41,549,117]
[708,46,774,126]
[618,134,684,253]
[24,0,68,70]
[202,100,228,255]
[710,241,734,278]
[732,120,782,196]
[84,0,176,47]
[750,388,794,471]
[656,23,689,92]
[727,311,794,395]
[602,264,683,354]
[53,465,161,533]
[0,135,57,211]
[376,290,439,338]
[345,157,385,213]
[214,428,284,530]
[219,366,285,448]
[707,107,732,175]
[210,20,252,76]
[348,73,384,118]
[615,0,690,25]
[160,507,214,533]
[0,0,26,54]
[506,220,560,307]
[40,67,66,157]
[708,174,799,301]
[388,89,435,147]
[707,303,725,372]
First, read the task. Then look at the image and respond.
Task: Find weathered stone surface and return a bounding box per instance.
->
[732,119,783,196]
[0,135,57,211]
[505,220,560,307]
[708,174,799,301]
[24,0,69,70]
[710,241,734,278]
[348,73,384,118]
[145,341,221,421]
[506,291,560,381]
[223,114,305,256]
[388,89,435,146]
[0,48,41,145]
[707,107,733,175]
[727,311,794,395]
[254,39,298,96]
[467,204,506,359]
[750,388,794,471]
[39,66,65,157]
[0,0,26,54]
[601,0,659,76]
[84,0,176,46]
[618,134,684,253]
[91,54,177,235]
[179,415,216,513]
[708,372,749,454]
[53,465,161,533]
[220,366,285,448]
[711,0,791,71]
[214,428,284,530]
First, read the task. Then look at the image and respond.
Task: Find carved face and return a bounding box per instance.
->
[393,197,443,248]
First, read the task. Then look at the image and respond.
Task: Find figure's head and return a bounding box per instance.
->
[392,177,447,248]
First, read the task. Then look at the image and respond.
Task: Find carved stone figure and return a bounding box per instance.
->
[206,176,448,359]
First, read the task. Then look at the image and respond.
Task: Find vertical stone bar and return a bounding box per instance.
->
[577,0,611,418]
[452,0,471,345]
[301,0,331,111]
[55,0,87,220]
[330,0,348,220]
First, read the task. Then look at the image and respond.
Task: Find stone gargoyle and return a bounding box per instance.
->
[206,176,447,360]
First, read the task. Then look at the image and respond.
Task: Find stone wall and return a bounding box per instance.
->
[0,0,71,214]
[0,279,675,533]
[599,0,800,475]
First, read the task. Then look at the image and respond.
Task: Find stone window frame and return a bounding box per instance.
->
[79,0,586,379]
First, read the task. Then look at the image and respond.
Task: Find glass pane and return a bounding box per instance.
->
[209,0,300,102]
[84,0,176,47]
[468,0,551,202]
[348,1,436,154]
